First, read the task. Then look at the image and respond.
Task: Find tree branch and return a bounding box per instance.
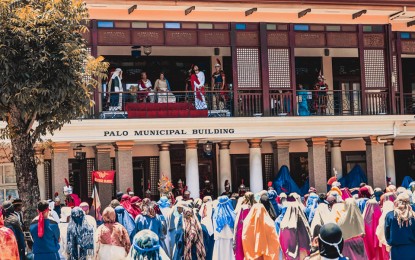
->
[25,112,36,135]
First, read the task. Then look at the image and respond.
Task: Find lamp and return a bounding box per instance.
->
[143,46,152,56]
[203,141,213,156]
[73,144,86,160]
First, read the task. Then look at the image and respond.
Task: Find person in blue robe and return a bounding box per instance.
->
[66,207,94,260]
[304,193,319,224]
[385,193,415,260]
[272,165,302,195]
[275,205,287,235]
[402,176,414,189]
[135,198,168,255]
[29,201,60,260]
[297,84,310,116]
[338,164,367,189]
[115,205,136,243]
[130,230,169,259]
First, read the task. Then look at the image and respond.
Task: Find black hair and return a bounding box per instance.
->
[37,200,49,212]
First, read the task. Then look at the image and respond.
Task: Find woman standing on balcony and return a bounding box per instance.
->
[192,65,208,110]
[155,72,176,103]
[297,84,310,116]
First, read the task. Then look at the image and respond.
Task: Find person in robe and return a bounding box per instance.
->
[305,193,320,224]
[211,61,226,110]
[29,200,60,260]
[95,207,131,260]
[310,203,336,239]
[155,72,176,103]
[172,208,206,260]
[362,199,389,260]
[297,84,310,116]
[306,223,349,260]
[234,192,255,260]
[376,201,394,255]
[53,194,62,219]
[356,186,371,213]
[66,207,94,260]
[336,198,367,260]
[221,180,232,197]
[166,199,187,258]
[259,191,277,220]
[63,179,81,208]
[192,65,207,110]
[0,207,20,260]
[201,179,214,198]
[241,203,280,260]
[12,199,24,229]
[3,200,25,259]
[183,188,192,202]
[267,189,281,218]
[305,224,321,259]
[138,71,155,103]
[79,202,97,231]
[212,196,236,260]
[198,196,214,259]
[58,206,71,260]
[280,199,312,260]
[385,192,415,260]
[114,205,136,243]
[135,198,168,254]
[129,230,170,259]
[380,185,397,207]
[106,68,124,110]
[48,200,61,224]
[120,194,140,220]
[126,188,134,197]
[157,196,171,256]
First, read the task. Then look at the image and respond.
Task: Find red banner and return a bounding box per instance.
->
[92,170,115,184]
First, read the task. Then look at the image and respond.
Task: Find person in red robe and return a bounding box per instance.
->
[63,178,80,208]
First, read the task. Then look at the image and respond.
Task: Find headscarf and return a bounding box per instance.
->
[131,230,162,260]
[362,199,383,260]
[304,193,319,224]
[114,206,136,242]
[267,190,280,217]
[310,203,336,236]
[212,196,236,232]
[157,196,171,209]
[97,207,131,254]
[394,192,415,227]
[183,208,206,260]
[318,223,345,259]
[67,207,94,260]
[242,203,280,260]
[280,201,311,259]
[140,198,156,218]
[120,195,140,219]
[337,198,365,240]
[373,188,384,202]
[340,188,353,201]
[130,196,142,216]
[376,201,394,247]
[260,193,277,220]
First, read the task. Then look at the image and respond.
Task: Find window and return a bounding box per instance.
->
[165,22,180,29]
[267,24,277,30]
[132,22,147,29]
[235,23,246,30]
[198,23,213,29]
[0,164,18,204]
[401,32,411,39]
[97,21,114,28]
[294,24,309,31]
[326,25,341,32]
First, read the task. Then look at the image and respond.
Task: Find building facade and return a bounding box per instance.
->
[2,0,415,207]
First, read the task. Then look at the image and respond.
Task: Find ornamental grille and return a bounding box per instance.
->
[44,160,52,199]
[263,154,273,185]
[150,157,159,196]
[392,55,398,92]
[236,48,261,88]
[268,49,291,88]
[363,49,386,88]
[87,159,95,197]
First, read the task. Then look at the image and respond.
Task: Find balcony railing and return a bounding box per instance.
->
[396,93,415,115]
[87,89,397,119]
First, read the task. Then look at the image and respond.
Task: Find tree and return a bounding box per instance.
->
[0,0,108,226]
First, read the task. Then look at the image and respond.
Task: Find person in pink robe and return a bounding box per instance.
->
[363,199,389,260]
[233,192,255,260]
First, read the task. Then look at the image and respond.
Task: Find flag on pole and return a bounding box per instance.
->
[91,185,102,222]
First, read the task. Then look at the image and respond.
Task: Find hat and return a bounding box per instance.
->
[127,187,134,196]
[54,192,60,202]
[318,223,344,258]
[131,196,141,204]
[215,63,221,67]
[12,199,22,205]
[215,58,221,67]
[177,179,183,184]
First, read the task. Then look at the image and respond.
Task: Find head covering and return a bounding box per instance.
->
[394,192,415,227]
[157,196,171,209]
[67,207,94,259]
[183,208,206,260]
[373,188,383,202]
[242,203,280,260]
[280,201,312,259]
[375,201,394,247]
[110,199,120,209]
[362,199,383,260]
[305,193,319,224]
[386,185,396,193]
[337,198,365,240]
[318,223,344,259]
[212,196,236,232]
[103,207,116,223]
[36,201,49,238]
[79,202,89,213]
[260,192,277,220]
[140,198,156,218]
[115,206,136,242]
[116,192,124,201]
[272,166,302,195]
[131,196,142,204]
[310,203,336,236]
[120,194,139,219]
[308,187,317,194]
[131,230,162,260]
[63,178,73,195]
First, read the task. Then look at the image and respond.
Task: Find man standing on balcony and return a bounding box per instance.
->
[106,68,123,111]
[193,65,208,110]
[211,61,226,110]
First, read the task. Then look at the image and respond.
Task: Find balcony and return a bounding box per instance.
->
[88,89,413,119]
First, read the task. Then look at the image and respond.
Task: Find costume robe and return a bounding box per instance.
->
[385,211,415,260]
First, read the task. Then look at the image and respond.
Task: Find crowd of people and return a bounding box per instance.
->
[1,175,415,260]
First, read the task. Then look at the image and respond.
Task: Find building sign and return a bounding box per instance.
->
[103,128,235,137]
[92,170,115,184]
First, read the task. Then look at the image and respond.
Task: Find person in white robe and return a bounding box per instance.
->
[212,196,236,260]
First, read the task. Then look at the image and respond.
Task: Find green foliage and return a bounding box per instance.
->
[0,0,109,143]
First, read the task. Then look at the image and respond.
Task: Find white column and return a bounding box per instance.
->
[248,139,263,193]
[219,141,232,194]
[385,139,396,185]
[185,140,200,198]
[307,137,328,193]
[35,146,46,200]
[330,140,343,179]
[159,143,172,180]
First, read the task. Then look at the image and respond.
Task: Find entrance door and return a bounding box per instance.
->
[334,81,361,115]
[133,159,146,198]
[69,159,88,202]
[231,155,250,193]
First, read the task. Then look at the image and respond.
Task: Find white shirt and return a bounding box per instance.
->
[196,71,205,89]
[139,79,152,90]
